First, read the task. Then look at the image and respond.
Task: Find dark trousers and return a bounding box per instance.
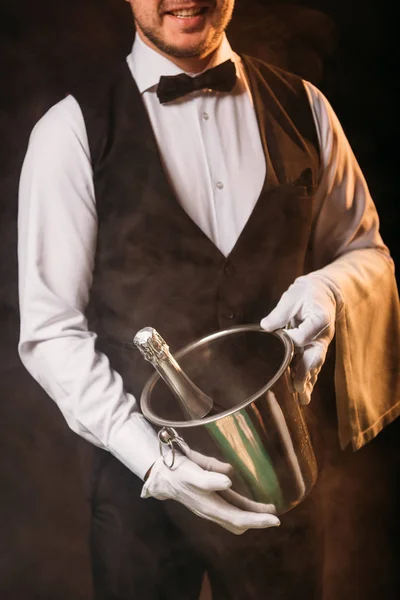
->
[88,446,324,600]
[88,449,204,600]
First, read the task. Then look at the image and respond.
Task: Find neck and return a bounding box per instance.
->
[136,29,221,74]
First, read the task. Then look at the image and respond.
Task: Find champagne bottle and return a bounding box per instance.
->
[134,327,214,420]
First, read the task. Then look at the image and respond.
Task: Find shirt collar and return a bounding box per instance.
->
[127,32,239,94]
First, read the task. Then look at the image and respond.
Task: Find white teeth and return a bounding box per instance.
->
[170,8,203,18]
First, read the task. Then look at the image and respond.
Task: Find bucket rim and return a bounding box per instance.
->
[140,325,294,428]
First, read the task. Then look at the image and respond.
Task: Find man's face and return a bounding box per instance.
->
[126,0,235,60]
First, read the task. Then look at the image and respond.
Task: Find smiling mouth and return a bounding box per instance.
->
[164,6,210,19]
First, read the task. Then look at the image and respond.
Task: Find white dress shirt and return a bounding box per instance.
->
[18,34,393,480]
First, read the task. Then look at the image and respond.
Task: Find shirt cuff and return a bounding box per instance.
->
[108,413,160,481]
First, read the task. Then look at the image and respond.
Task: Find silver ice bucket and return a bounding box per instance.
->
[140,325,318,515]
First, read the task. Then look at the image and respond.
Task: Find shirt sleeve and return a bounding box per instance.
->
[304,80,391,267]
[18,96,160,480]
[303,81,400,450]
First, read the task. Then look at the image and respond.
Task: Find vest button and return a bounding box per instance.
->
[225,310,236,319]
[224,263,235,276]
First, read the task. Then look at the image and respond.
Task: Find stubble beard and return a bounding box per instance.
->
[134,4,233,59]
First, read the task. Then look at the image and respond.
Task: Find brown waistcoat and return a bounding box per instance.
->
[74,55,320,399]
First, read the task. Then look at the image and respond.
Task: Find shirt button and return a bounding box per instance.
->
[202,112,210,120]
[216,181,224,190]
[226,310,236,319]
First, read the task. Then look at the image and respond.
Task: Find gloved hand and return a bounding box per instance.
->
[141,452,280,535]
[261,273,343,405]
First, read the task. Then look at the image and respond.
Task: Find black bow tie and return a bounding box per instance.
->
[156,59,237,104]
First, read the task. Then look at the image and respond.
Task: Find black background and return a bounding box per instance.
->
[0,1,398,598]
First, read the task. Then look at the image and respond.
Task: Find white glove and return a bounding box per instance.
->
[261,273,342,405]
[141,452,280,535]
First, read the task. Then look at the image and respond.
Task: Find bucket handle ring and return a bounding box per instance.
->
[158,427,185,469]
